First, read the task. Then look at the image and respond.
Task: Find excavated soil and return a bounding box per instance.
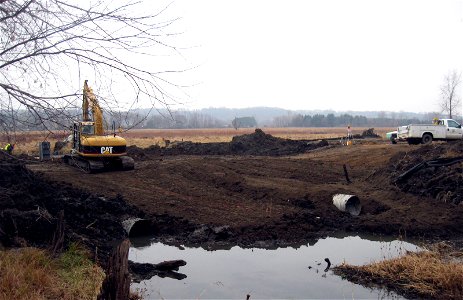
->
[127,128,329,160]
[0,152,193,266]
[3,129,463,270]
[18,130,463,250]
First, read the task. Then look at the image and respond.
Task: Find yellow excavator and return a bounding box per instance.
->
[63,80,134,172]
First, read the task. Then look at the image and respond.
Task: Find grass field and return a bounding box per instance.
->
[0,127,394,155]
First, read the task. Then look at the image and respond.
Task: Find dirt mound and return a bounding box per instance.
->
[352,128,380,139]
[0,156,146,264]
[230,128,329,155]
[360,128,380,138]
[387,141,463,204]
[127,129,329,159]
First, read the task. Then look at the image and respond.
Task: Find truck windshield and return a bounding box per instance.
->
[81,124,95,135]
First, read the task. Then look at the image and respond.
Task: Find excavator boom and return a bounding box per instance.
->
[83,80,104,135]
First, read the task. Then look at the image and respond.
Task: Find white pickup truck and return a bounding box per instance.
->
[396,119,463,145]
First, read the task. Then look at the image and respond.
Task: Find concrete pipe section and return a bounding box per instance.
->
[332,194,362,216]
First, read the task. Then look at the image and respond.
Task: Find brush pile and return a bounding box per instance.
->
[388,141,463,204]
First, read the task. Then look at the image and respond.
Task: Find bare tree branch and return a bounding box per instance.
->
[0,0,187,135]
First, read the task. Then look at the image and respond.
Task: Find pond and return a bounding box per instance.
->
[129,235,419,299]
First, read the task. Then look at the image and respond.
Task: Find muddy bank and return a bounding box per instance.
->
[127,128,329,160]
[0,156,133,262]
[1,154,344,263]
[334,265,422,299]
[0,153,194,266]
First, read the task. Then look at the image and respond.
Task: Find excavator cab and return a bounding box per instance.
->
[81,122,95,135]
[71,122,95,152]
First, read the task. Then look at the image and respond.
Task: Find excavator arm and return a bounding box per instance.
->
[82,80,104,135]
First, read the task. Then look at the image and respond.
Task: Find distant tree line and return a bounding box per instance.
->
[0,109,227,132]
[2,109,448,133]
[0,109,79,132]
[271,113,429,128]
[144,111,225,129]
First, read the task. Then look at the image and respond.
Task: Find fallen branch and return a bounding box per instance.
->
[396,156,463,183]
[129,259,187,282]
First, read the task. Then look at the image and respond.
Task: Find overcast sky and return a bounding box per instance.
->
[163,0,463,113]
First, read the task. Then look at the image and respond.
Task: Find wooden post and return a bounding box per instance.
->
[343,164,351,184]
[50,210,65,256]
[98,239,131,300]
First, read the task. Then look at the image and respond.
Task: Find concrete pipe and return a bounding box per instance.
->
[332,194,361,216]
[122,218,153,237]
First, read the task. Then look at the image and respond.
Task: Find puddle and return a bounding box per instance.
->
[129,236,419,299]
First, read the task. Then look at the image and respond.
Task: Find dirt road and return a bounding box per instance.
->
[28,138,463,246]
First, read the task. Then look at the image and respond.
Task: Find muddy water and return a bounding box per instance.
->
[129,236,418,299]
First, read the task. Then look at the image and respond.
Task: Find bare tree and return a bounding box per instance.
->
[0,0,187,135]
[439,70,461,119]
[377,111,386,119]
[232,117,239,130]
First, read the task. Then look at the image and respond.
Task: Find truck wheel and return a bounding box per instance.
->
[422,133,433,144]
[390,134,397,144]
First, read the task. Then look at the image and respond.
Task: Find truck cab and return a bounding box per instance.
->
[439,119,462,139]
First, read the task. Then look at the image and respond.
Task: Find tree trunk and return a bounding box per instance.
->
[97,239,131,300]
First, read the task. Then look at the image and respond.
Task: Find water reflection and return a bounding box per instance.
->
[129,236,418,299]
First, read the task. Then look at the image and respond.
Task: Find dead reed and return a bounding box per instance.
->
[335,243,463,299]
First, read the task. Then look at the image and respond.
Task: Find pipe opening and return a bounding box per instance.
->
[332,194,362,216]
[122,218,153,237]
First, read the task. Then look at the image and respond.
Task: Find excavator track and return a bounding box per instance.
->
[63,154,134,173]
[120,155,135,170]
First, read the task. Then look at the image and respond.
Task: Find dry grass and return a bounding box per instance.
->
[1,127,394,155]
[124,127,394,144]
[0,245,105,300]
[336,243,463,299]
[0,130,69,156]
